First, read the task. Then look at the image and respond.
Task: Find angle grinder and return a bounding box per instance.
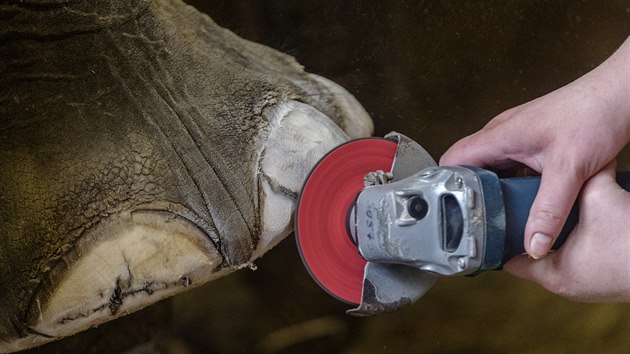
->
[294,132,630,316]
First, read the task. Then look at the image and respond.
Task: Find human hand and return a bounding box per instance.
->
[504,163,630,302]
[441,37,630,259]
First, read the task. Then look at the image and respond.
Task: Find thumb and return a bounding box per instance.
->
[524,164,584,259]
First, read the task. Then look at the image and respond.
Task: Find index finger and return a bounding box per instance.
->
[439,130,521,169]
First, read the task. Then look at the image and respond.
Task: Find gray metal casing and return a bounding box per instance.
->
[354,166,486,276]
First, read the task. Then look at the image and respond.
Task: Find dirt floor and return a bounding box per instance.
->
[26,1,630,353]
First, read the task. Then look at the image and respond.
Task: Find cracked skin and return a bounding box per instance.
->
[0,0,373,351]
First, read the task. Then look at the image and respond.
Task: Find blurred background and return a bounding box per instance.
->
[28,1,630,353]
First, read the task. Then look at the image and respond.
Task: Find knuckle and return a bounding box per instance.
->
[491,106,519,125]
[542,276,580,300]
[539,266,587,301]
[530,207,564,226]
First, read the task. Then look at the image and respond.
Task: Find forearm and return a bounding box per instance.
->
[582,36,630,142]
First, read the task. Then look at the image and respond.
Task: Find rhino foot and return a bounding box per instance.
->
[0,0,371,351]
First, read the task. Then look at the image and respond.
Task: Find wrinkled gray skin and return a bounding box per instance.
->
[0,0,372,351]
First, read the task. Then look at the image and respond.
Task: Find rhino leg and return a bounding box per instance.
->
[0,0,372,351]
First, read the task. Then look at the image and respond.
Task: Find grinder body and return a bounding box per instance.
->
[354,165,630,275]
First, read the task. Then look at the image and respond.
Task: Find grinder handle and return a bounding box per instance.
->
[499,171,630,264]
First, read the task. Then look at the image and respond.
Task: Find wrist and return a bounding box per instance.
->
[588,36,630,140]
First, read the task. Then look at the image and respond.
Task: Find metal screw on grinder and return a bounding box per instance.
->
[455,176,463,189]
[457,257,467,269]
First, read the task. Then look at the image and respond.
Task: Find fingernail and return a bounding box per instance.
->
[530,232,553,259]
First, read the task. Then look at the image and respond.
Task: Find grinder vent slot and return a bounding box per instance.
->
[441,194,463,252]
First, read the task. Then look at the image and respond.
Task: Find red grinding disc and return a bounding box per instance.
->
[295,138,397,304]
